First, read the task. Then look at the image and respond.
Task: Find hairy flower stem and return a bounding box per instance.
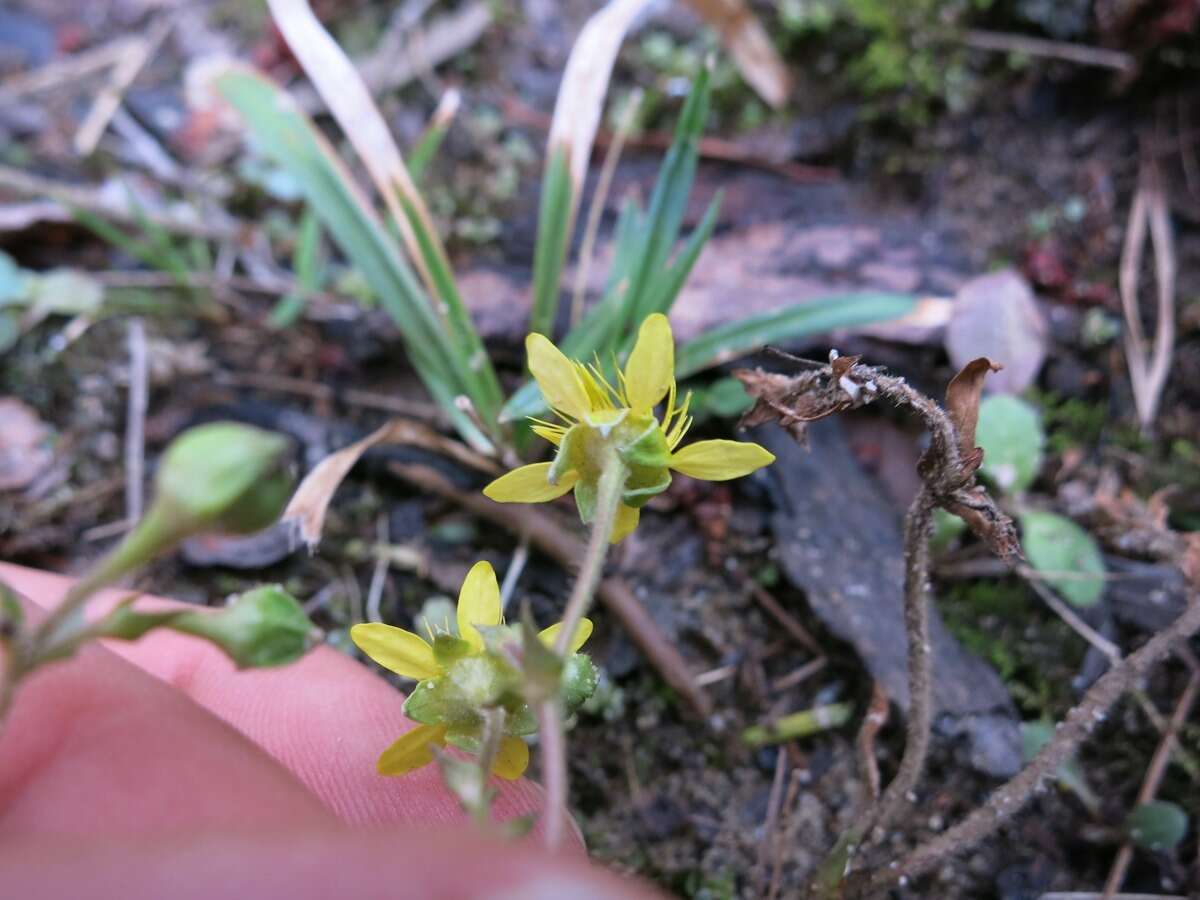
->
[810,487,935,895]
[538,453,628,848]
[847,591,1200,897]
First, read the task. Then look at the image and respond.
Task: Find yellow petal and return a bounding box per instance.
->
[491,736,530,780]
[670,440,776,481]
[538,617,594,654]
[484,463,579,503]
[457,560,501,651]
[527,333,590,419]
[623,313,674,414]
[377,724,447,776]
[351,623,440,680]
[610,503,640,543]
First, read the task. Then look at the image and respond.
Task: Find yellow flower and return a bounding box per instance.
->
[484,313,775,541]
[350,561,592,780]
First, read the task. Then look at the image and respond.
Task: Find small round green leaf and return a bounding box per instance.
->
[1020,511,1105,607]
[1125,801,1189,852]
[975,395,1044,494]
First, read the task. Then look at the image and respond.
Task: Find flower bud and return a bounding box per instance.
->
[167,584,317,669]
[156,422,293,534]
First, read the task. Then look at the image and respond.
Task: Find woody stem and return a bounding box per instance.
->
[539,452,627,848]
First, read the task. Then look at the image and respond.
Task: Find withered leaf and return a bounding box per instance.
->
[945,488,1021,563]
[945,357,1002,460]
[284,419,497,548]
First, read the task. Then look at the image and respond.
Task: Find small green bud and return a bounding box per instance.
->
[95,585,318,669]
[171,585,318,668]
[157,422,293,534]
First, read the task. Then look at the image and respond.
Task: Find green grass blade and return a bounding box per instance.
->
[397,194,505,427]
[644,191,721,318]
[529,146,573,337]
[270,207,321,328]
[675,293,917,380]
[620,66,710,330]
[215,67,493,453]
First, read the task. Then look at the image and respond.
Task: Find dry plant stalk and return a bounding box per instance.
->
[739,352,1019,862]
[1119,156,1176,431]
[683,0,792,108]
[267,0,445,297]
[546,0,657,230]
[737,353,1200,895]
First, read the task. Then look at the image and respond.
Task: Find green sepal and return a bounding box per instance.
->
[622,465,671,508]
[504,701,538,736]
[549,424,585,486]
[444,723,483,754]
[401,677,444,725]
[432,634,475,669]
[519,604,563,705]
[562,653,599,713]
[618,418,671,469]
[574,477,598,523]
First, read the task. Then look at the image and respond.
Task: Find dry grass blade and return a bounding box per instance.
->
[547,0,657,220]
[683,0,792,108]
[1119,157,1176,431]
[284,420,498,548]
[74,16,172,156]
[266,0,439,293]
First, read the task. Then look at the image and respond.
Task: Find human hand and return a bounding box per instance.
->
[0,563,655,899]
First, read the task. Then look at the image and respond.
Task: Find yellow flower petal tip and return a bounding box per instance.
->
[457,560,502,650]
[670,440,776,481]
[538,617,594,654]
[483,463,578,503]
[527,333,590,420]
[606,503,640,544]
[376,724,447,776]
[350,623,440,680]
[492,736,530,780]
[624,314,674,413]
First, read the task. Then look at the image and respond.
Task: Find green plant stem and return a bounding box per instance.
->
[539,453,628,848]
[31,503,187,659]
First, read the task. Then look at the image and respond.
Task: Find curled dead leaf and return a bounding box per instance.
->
[945,357,1002,462]
[944,488,1021,563]
[283,420,497,548]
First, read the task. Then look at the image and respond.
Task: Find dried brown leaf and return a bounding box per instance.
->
[683,0,792,108]
[547,0,656,219]
[266,0,442,292]
[945,489,1021,562]
[945,356,1002,461]
[284,420,497,548]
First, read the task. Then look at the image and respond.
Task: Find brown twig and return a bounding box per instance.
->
[74,17,172,156]
[745,579,824,657]
[1101,666,1200,898]
[846,593,1200,896]
[958,28,1136,72]
[856,681,890,803]
[0,164,244,242]
[124,317,148,528]
[387,462,713,717]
